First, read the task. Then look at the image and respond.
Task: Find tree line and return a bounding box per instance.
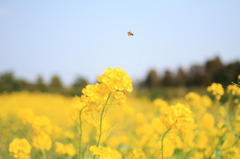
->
[0,73,88,96]
[0,56,239,95]
[142,56,240,89]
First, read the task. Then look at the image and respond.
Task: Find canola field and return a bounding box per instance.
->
[0,68,240,159]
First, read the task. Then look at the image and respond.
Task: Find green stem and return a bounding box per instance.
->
[161,126,172,159]
[93,92,112,159]
[78,105,87,159]
[41,148,47,159]
[96,92,112,147]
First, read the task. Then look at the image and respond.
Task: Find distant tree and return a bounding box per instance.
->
[144,69,159,88]
[49,75,63,93]
[35,76,47,92]
[0,72,17,93]
[15,79,33,91]
[162,70,174,86]
[205,56,225,83]
[176,67,187,86]
[71,77,88,96]
[224,61,240,85]
[201,71,212,86]
[187,65,205,86]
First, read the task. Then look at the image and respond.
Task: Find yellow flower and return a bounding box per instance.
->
[31,116,52,134]
[196,132,209,149]
[55,142,65,155]
[9,138,31,159]
[201,95,212,108]
[153,98,169,114]
[133,147,146,159]
[79,67,133,110]
[227,84,240,96]
[17,109,35,125]
[113,91,127,105]
[185,92,201,101]
[162,137,176,158]
[107,135,129,148]
[32,133,52,151]
[65,144,76,157]
[55,142,77,157]
[81,84,110,105]
[161,103,194,134]
[89,145,121,159]
[151,117,167,134]
[207,83,224,100]
[97,67,133,92]
[201,113,215,128]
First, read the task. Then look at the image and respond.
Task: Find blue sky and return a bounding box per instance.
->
[1,0,240,85]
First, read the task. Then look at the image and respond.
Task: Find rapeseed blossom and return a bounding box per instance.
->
[32,133,52,150]
[55,142,76,157]
[55,142,65,155]
[17,109,35,125]
[153,98,169,114]
[227,84,240,96]
[89,145,121,159]
[31,116,52,134]
[162,103,194,133]
[79,67,133,110]
[9,138,31,159]
[97,67,133,92]
[207,83,224,100]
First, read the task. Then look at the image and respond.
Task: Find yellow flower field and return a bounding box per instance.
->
[0,68,239,159]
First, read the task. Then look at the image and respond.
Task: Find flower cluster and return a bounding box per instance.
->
[153,98,169,114]
[31,116,52,134]
[160,103,194,133]
[32,133,52,151]
[31,116,52,151]
[227,84,240,96]
[9,138,31,159]
[185,92,212,111]
[80,67,133,108]
[207,83,224,100]
[55,142,76,157]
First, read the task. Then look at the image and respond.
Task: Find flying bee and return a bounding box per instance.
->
[127,29,134,36]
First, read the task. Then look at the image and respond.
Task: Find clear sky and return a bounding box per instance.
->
[1,0,240,85]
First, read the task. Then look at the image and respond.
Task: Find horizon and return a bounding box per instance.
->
[0,55,238,86]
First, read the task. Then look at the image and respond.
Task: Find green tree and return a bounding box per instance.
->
[49,75,63,93]
[162,70,174,86]
[145,69,159,88]
[224,61,240,85]
[176,67,187,86]
[71,77,88,96]
[0,72,17,93]
[35,76,47,92]
[187,65,205,86]
[205,56,225,84]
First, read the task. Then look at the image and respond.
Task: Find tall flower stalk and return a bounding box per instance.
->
[77,67,133,159]
[161,126,172,159]
[78,105,87,159]
[96,92,112,147]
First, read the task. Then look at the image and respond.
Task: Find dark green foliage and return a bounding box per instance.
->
[142,56,240,88]
[0,73,88,96]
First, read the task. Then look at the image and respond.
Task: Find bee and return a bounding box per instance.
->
[127,29,134,36]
